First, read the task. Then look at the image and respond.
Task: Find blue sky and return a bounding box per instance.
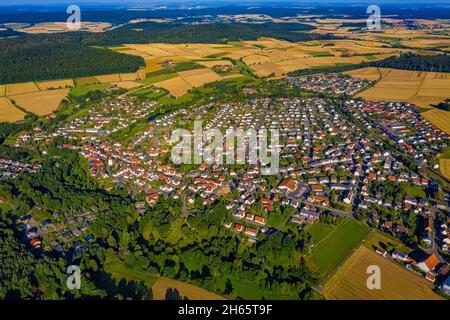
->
[5,0,450,4]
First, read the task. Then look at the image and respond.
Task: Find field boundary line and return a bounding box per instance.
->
[408,71,428,102]
[306,219,345,255]
[317,224,371,289]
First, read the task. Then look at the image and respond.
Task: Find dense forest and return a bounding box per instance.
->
[0,43,144,84]
[371,53,450,73]
[82,22,331,46]
[0,146,148,299]
[0,28,20,37]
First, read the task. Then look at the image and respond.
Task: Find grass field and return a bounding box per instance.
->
[322,246,443,300]
[308,218,370,277]
[363,229,412,254]
[74,77,101,86]
[307,222,335,243]
[70,84,110,97]
[152,278,225,300]
[131,86,167,100]
[214,276,298,300]
[140,73,178,84]
[403,184,426,198]
[111,81,143,90]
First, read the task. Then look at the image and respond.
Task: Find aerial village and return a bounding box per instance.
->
[9,72,450,289]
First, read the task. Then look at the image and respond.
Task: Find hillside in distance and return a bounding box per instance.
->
[0,22,331,84]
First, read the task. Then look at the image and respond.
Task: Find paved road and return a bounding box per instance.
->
[301,201,353,218]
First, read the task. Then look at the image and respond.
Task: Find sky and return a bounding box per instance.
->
[4,0,450,4]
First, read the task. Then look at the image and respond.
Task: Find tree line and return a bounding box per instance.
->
[0,43,144,84]
[288,53,450,76]
[0,21,338,84]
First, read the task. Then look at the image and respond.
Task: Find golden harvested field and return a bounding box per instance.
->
[354,68,450,108]
[322,246,443,300]
[6,82,40,96]
[178,68,222,87]
[152,68,224,97]
[1,70,146,117]
[145,59,165,73]
[0,97,26,122]
[152,278,225,300]
[197,60,234,68]
[9,89,69,116]
[118,39,404,78]
[18,21,111,33]
[440,159,450,180]
[93,70,145,83]
[153,76,193,97]
[119,73,140,81]
[422,109,450,135]
[400,39,450,49]
[94,74,122,83]
[303,17,450,50]
[345,67,383,81]
[36,79,74,90]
